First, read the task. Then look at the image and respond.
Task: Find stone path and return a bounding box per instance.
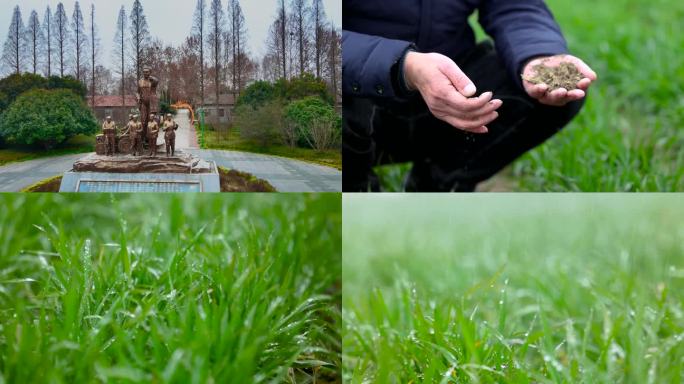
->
[0,154,85,192]
[174,109,199,149]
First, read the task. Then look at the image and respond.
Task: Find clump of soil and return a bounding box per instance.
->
[22,176,62,192]
[218,167,276,192]
[523,62,583,91]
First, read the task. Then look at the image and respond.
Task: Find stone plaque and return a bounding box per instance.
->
[77,180,201,193]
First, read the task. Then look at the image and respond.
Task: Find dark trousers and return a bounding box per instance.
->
[343,42,585,192]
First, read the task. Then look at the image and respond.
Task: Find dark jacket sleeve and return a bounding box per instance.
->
[479,0,569,87]
[342,30,414,99]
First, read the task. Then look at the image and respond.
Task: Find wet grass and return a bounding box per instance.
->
[376,0,684,192]
[0,194,341,383]
[343,194,684,382]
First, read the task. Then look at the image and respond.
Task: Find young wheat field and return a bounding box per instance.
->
[0,194,341,383]
[343,194,684,383]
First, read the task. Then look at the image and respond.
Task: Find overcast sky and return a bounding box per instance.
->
[0,0,341,69]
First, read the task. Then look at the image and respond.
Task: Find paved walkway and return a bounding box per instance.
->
[0,154,85,192]
[174,109,199,149]
[0,150,341,192]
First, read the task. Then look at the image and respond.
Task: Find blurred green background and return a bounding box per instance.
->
[377,0,684,192]
[343,194,684,382]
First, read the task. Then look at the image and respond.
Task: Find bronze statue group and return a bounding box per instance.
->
[100,113,178,157]
[100,66,178,158]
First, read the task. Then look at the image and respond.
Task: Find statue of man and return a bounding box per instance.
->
[163,113,179,157]
[102,116,117,156]
[129,115,144,156]
[136,66,159,139]
[147,113,160,157]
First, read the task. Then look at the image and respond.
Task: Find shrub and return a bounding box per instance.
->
[0,89,98,149]
[233,101,283,147]
[284,97,340,150]
[235,81,276,109]
[159,100,177,116]
[0,73,47,112]
[0,73,87,114]
[46,75,87,98]
[275,74,332,104]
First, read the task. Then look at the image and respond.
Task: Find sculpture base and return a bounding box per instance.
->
[72,150,213,174]
[58,171,220,192]
[60,150,220,192]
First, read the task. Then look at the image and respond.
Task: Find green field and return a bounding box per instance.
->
[377,0,684,191]
[343,195,684,382]
[0,194,341,383]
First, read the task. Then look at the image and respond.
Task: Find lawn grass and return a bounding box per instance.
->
[376,0,684,192]
[343,194,684,383]
[0,194,341,383]
[0,135,94,166]
[203,127,342,170]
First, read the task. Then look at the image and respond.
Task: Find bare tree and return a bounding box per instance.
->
[261,53,280,82]
[113,6,126,112]
[53,3,69,77]
[311,0,326,78]
[43,6,52,76]
[129,0,150,82]
[226,0,247,93]
[208,0,225,105]
[328,25,341,102]
[26,10,44,74]
[290,0,310,76]
[71,2,88,82]
[2,6,25,74]
[90,4,99,105]
[192,0,206,106]
[278,0,287,79]
[266,2,288,80]
[94,65,114,95]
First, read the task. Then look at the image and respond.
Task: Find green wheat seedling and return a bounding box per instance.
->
[0,194,341,383]
[343,194,684,383]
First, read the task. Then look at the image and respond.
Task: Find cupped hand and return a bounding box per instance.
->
[522,54,598,106]
[404,51,501,134]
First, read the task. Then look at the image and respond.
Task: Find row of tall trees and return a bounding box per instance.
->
[2,0,341,107]
[191,0,251,105]
[263,0,340,99]
[1,3,98,81]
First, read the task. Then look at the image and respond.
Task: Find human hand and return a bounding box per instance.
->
[522,54,597,106]
[404,51,501,134]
